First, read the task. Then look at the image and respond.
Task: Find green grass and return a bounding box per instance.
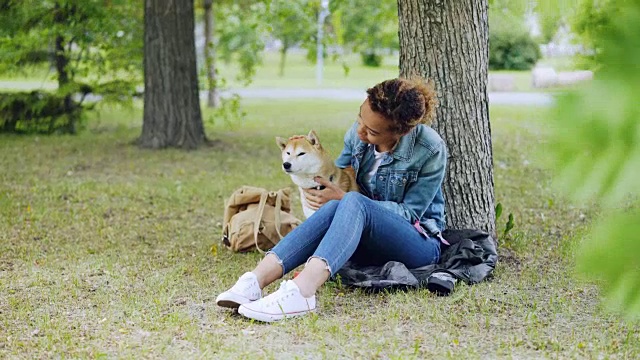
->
[0,51,580,93]
[219,51,401,89]
[1,101,638,358]
[223,52,554,92]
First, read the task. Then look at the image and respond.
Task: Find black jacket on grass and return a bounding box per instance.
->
[336,229,498,295]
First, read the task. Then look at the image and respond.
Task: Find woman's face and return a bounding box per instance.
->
[356,100,402,152]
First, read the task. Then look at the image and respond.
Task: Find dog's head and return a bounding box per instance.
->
[275,130,325,175]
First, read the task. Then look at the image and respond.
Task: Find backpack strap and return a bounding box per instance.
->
[222,222,230,247]
[273,189,285,240]
[252,191,269,253]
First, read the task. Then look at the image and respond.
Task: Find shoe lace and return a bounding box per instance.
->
[266,282,294,307]
[232,278,259,296]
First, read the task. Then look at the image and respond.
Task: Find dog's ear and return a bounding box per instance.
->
[307,130,321,148]
[275,136,288,150]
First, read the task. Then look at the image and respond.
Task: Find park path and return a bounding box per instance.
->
[0,81,554,106]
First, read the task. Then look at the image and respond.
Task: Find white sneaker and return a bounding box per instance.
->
[216,272,262,309]
[238,280,316,322]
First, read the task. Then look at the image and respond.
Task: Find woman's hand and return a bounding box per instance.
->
[303,176,346,210]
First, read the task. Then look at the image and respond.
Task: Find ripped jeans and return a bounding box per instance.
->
[267,192,440,277]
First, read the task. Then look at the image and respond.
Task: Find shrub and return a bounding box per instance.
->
[490,29,542,70]
[0,91,87,134]
[360,50,382,67]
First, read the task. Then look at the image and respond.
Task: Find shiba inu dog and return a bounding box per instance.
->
[276,130,359,218]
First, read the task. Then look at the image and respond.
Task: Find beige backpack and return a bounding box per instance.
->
[222,186,302,253]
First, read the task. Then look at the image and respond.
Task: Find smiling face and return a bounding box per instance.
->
[275,130,325,175]
[356,99,404,152]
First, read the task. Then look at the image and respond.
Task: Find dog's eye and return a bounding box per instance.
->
[286,152,290,155]
[297,152,306,156]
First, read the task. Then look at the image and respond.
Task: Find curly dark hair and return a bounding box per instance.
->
[366,77,438,134]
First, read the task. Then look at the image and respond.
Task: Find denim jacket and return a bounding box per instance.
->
[335,122,447,234]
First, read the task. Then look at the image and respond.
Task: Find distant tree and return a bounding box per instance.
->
[0,0,142,134]
[333,0,398,67]
[192,0,268,122]
[267,0,315,76]
[202,0,218,108]
[138,0,205,149]
[489,12,541,70]
[532,0,578,45]
[539,11,563,43]
[215,2,268,85]
[489,0,528,22]
[488,0,541,70]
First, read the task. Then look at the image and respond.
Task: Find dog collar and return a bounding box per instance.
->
[315,174,335,190]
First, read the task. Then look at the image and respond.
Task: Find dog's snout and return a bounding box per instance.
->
[282,162,292,170]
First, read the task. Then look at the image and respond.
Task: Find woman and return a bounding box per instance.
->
[216,77,447,322]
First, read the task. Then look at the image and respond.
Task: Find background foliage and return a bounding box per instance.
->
[266,0,316,76]
[544,0,640,319]
[214,1,268,85]
[331,0,398,68]
[0,0,142,133]
[489,0,541,70]
[570,0,618,70]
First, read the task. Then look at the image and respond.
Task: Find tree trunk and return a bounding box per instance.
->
[139,0,205,149]
[53,2,77,134]
[397,0,496,237]
[279,41,288,77]
[203,0,218,108]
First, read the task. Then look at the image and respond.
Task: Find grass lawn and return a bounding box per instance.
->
[218,51,402,89]
[1,101,638,358]
[0,51,577,93]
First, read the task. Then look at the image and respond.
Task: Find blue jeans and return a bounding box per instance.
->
[268,192,441,276]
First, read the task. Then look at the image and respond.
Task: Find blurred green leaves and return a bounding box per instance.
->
[571,0,618,70]
[266,0,316,76]
[330,0,398,66]
[576,209,640,318]
[0,0,143,82]
[215,1,268,85]
[547,5,640,207]
[545,1,640,319]
[0,0,142,133]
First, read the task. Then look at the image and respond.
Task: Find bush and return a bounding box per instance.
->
[0,91,86,134]
[360,50,382,67]
[489,28,541,70]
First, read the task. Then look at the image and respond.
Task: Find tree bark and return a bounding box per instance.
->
[139,0,205,149]
[53,2,76,134]
[279,41,288,77]
[398,0,496,237]
[203,0,218,108]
